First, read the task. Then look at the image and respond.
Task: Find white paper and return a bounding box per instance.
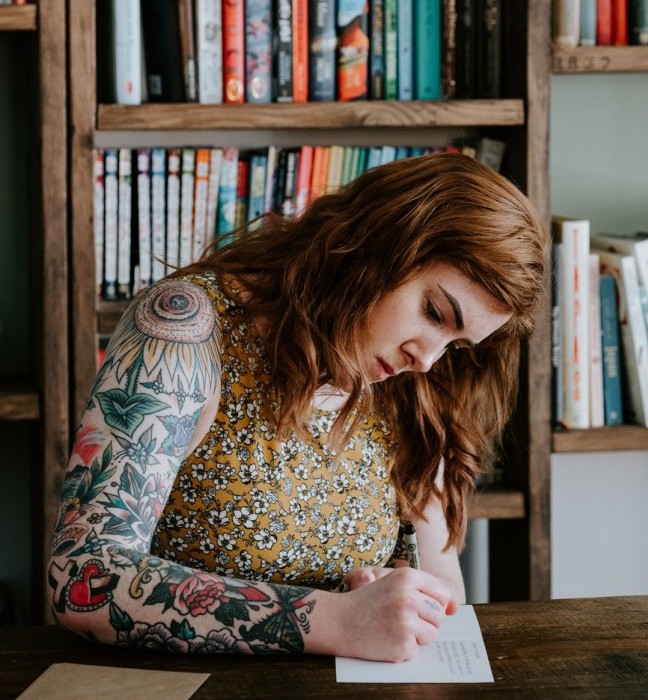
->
[335,605,494,683]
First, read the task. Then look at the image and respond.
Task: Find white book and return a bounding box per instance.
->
[93,149,105,297]
[553,0,581,49]
[136,149,152,290]
[591,232,648,291]
[192,149,211,261]
[103,149,119,300]
[117,148,133,299]
[205,148,223,247]
[179,149,196,267]
[112,0,143,104]
[598,250,648,427]
[588,253,604,428]
[263,145,279,214]
[166,149,182,273]
[552,217,590,429]
[150,148,167,282]
[195,0,223,104]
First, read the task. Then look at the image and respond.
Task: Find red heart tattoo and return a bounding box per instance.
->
[66,559,119,612]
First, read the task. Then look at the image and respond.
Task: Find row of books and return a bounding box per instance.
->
[94,138,505,301]
[0,1,32,6]
[553,0,648,48]
[552,218,648,430]
[99,0,508,105]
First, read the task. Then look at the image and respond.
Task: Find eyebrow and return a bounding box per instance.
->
[438,285,465,331]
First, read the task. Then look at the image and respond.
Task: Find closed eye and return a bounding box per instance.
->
[426,301,442,323]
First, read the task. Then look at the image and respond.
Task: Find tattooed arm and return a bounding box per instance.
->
[48,279,454,660]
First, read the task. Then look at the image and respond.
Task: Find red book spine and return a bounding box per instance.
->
[613,0,629,44]
[597,0,614,44]
[292,0,309,102]
[223,0,246,102]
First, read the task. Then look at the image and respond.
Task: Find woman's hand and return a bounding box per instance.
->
[316,567,458,662]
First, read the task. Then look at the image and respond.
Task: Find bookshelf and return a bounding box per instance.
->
[66,0,551,601]
[0,0,68,621]
[551,44,648,454]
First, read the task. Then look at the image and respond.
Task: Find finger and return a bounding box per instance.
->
[417,595,447,629]
[343,567,378,591]
[446,598,459,615]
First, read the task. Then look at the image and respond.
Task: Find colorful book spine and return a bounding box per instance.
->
[192,148,211,261]
[552,216,591,429]
[205,148,223,244]
[308,0,337,101]
[383,0,398,99]
[599,275,624,425]
[629,0,648,44]
[292,0,309,102]
[165,148,182,272]
[93,149,105,297]
[150,148,167,282]
[613,0,629,44]
[195,0,223,103]
[276,0,294,102]
[217,147,240,238]
[309,145,329,200]
[136,148,152,290]
[295,145,314,216]
[580,0,598,45]
[246,0,273,102]
[588,253,605,428]
[598,250,648,427]
[112,0,143,104]
[235,157,250,229]
[248,151,269,222]
[337,0,369,100]
[103,149,119,300]
[597,0,613,44]
[414,0,442,100]
[141,0,186,102]
[369,0,385,99]
[178,0,198,101]
[179,149,196,268]
[223,0,245,102]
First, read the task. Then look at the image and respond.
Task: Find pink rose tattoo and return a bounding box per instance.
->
[172,572,227,616]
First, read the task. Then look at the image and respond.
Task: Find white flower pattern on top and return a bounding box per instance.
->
[151,274,400,589]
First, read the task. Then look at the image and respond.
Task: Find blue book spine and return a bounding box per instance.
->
[245,0,273,102]
[217,148,239,239]
[580,0,597,46]
[248,152,269,222]
[414,0,441,100]
[398,0,413,100]
[308,0,337,101]
[395,146,410,160]
[599,275,624,426]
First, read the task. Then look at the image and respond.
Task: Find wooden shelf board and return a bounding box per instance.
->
[0,5,37,31]
[97,99,525,131]
[553,46,648,73]
[0,379,39,420]
[468,489,525,521]
[553,426,648,453]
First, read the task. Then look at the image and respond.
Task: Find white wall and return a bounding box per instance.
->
[550,73,648,599]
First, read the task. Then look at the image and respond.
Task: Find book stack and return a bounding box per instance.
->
[553,0,648,47]
[98,0,508,104]
[552,217,648,429]
[94,138,505,300]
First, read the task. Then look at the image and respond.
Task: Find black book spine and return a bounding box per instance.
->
[477,0,501,98]
[275,0,294,102]
[369,0,385,99]
[455,0,477,99]
[141,0,186,102]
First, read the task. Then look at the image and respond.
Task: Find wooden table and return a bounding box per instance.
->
[1,596,647,699]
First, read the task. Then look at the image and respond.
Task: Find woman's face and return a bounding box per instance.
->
[363,261,512,383]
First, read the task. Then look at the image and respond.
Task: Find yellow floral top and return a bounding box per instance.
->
[151,273,400,589]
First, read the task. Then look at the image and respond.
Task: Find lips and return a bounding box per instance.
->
[378,358,397,376]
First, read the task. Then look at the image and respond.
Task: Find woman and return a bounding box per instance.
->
[48,152,547,662]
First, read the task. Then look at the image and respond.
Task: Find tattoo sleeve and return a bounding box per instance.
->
[48,279,318,654]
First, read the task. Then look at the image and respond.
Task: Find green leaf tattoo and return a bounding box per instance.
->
[96,389,170,437]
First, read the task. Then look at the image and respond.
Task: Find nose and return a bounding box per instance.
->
[402,337,447,373]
